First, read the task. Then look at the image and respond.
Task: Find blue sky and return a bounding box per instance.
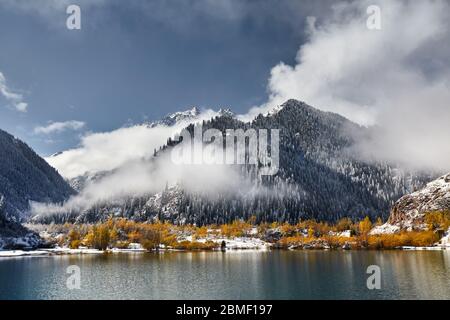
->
[0,0,335,155]
[2,0,449,173]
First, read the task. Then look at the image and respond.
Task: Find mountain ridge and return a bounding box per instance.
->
[0,129,75,245]
[34,99,436,225]
[149,106,201,128]
[0,129,75,219]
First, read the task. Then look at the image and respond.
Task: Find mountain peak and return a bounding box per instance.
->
[167,106,200,119]
[263,99,355,131]
[218,108,235,118]
[264,99,313,117]
[150,106,201,127]
[190,106,200,114]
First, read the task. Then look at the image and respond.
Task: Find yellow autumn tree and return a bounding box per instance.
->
[140,225,161,251]
[194,226,208,239]
[359,216,372,235]
[68,228,81,249]
[425,211,450,231]
[335,217,353,232]
[127,231,141,243]
[90,224,111,250]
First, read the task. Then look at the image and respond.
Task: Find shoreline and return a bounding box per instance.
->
[1,245,450,258]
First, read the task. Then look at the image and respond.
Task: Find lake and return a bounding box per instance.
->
[1,250,450,300]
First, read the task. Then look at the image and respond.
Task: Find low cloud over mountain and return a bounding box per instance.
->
[245,0,450,171]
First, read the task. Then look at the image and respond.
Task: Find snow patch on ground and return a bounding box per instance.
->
[179,234,271,250]
[329,230,352,237]
[0,247,103,258]
[401,246,450,251]
[110,243,147,253]
[369,223,400,235]
[208,237,270,250]
[0,250,49,257]
[436,227,450,248]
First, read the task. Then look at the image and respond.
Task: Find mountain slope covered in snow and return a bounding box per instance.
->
[387,173,450,230]
[0,196,40,249]
[149,107,201,127]
[0,129,75,220]
[35,100,435,225]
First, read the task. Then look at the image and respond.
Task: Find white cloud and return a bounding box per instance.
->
[33,151,249,216]
[0,71,28,112]
[35,108,263,215]
[246,0,450,171]
[34,120,86,135]
[31,0,450,216]
[46,109,218,179]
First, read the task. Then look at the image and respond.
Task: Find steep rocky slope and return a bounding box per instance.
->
[388,173,450,230]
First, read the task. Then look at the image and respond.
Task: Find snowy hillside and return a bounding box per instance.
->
[0,129,75,219]
[388,173,450,230]
[149,107,201,127]
[34,99,436,225]
[0,196,41,249]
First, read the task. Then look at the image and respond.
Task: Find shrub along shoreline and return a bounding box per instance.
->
[27,212,450,252]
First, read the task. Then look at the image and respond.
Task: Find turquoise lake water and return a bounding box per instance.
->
[1,250,450,300]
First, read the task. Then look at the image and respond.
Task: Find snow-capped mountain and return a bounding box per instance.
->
[69,171,110,192]
[149,107,201,128]
[217,108,235,118]
[141,184,184,222]
[35,99,437,225]
[387,173,450,230]
[0,129,75,220]
[0,129,74,244]
[183,99,433,223]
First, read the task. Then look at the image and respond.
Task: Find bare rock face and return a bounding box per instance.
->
[388,173,450,230]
